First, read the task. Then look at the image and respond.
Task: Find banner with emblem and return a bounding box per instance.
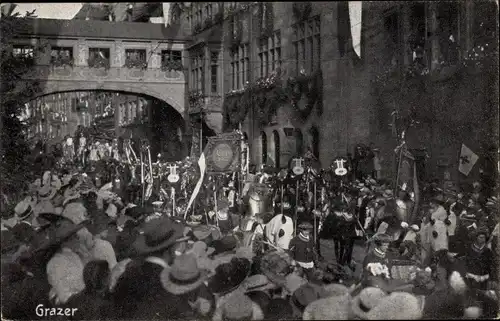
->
[395,144,420,221]
[458,143,479,176]
[205,132,241,174]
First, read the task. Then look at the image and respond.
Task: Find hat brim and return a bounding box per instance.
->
[160,266,208,295]
[38,187,57,201]
[33,220,88,253]
[132,228,190,256]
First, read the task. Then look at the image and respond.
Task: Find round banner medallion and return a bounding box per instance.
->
[211,143,234,171]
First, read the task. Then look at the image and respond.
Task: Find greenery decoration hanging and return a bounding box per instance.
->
[161,60,183,72]
[188,91,204,110]
[192,22,202,35]
[286,68,323,120]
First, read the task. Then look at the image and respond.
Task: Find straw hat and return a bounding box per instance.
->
[14,197,36,220]
[37,184,57,201]
[160,253,209,295]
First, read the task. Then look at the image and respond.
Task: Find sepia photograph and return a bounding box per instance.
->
[0,1,498,320]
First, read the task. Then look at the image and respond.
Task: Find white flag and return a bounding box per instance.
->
[458,144,479,176]
[348,1,363,58]
[162,3,170,27]
[184,152,206,218]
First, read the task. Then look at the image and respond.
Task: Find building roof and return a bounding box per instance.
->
[14,18,189,42]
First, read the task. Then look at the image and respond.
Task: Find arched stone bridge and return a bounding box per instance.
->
[11,18,188,117]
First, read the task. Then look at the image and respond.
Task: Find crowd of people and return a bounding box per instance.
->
[1,141,499,320]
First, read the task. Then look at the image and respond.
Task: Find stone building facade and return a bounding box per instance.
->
[175,1,497,188]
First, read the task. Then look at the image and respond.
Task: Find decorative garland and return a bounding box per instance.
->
[124,57,147,69]
[161,60,183,72]
[188,91,205,110]
[292,2,312,22]
[286,69,323,120]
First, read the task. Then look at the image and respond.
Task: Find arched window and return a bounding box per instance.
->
[310,126,320,159]
[294,129,303,156]
[273,130,280,168]
[260,131,267,165]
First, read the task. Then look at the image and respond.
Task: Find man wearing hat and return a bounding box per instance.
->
[160,253,215,319]
[289,222,317,280]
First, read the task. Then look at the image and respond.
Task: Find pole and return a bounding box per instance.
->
[314,181,317,245]
[294,181,299,237]
[281,185,284,215]
[172,187,176,217]
[199,115,203,158]
[141,151,145,206]
[214,188,219,227]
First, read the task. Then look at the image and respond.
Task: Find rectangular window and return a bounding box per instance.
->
[190,50,205,93]
[230,43,249,90]
[12,45,34,58]
[210,51,218,93]
[259,31,281,78]
[124,49,147,67]
[50,46,73,66]
[88,48,110,68]
[161,50,182,70]
[292,16,319,74]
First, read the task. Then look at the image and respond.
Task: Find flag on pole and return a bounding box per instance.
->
[348,1,363,58]
[162,3,170,27]
[458,144,479,176]
[184,152,206,218]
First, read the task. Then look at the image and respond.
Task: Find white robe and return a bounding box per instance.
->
[265,214,294,250]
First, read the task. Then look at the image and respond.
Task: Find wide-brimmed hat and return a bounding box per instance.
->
[31,219,87,253]
[366,292,423,320]
[37,184,57,201]
[240,274,277,293]
[210,234,238,255]
[290,283,326,316]
[14,197,36,220]
[351,287,387,319]
[160,253,209,295]
[132,217,189,256]
[207,257,251,295]
[260,250,294,286]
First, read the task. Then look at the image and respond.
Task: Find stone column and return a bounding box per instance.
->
[112,40,124,68]
[76,40,88,66]
[150,41,161,69]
